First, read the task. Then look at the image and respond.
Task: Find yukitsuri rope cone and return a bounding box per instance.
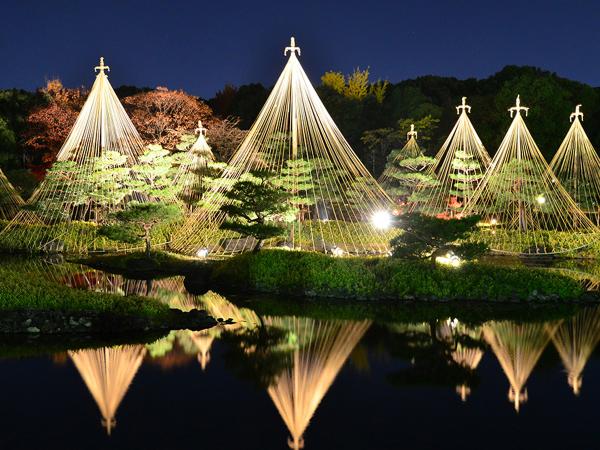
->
[549,105,600,225]
[262,317,371,450]
[0,167,24,220]
[69,345,146,435]
[0,57,154,254]
[413,97,491,218]
[551,306,600,396]
[483,321,557,412]
[463,96,599,255]
[173,120,218,212]
[378,124,434,209]
[171,38,393,256]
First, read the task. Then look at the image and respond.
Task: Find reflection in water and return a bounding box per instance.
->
[191,292,262,371]
[263,317,371,450]
[10,256,600,447]
[450,323,484,402]
[483,321,557,411]
[68,345,146,434]
[551,305,600,395]
[17,257,202,311]
[190,330,215,370]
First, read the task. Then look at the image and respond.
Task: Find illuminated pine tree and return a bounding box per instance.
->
[171,38,392,256]
[550,105,600,225]
[447,150,484,215]
[378,125,436,208]
[463,96,598,255]
[174,121,227,211]
[414,97,490,218]
[0,58,177,253]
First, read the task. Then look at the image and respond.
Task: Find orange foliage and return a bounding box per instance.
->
[22,80,84,165]
[123,87,213,148]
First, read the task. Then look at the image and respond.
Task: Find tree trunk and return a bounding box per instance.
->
[144,226,152,258]
[253,239,263,253]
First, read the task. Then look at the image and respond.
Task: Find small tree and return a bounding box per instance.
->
[272,159,315,221]
[390,213,487,262]
[394,156,437,207]
[485,159,544,232]
[100,202,182,257]
[448,150,485,215]
[131,145,178,200]
[220,171,295,252]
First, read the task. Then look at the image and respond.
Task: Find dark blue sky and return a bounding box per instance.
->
[1,0,599,98]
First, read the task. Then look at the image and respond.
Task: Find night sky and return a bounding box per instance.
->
[1,0,599,98]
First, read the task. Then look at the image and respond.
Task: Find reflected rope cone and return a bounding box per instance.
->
[199,291,261,332]
[151,276,199,311]
[173,120,217,211]
[263,316,371,450]
[463,96,599,255]
[190,329,216,370]
[69,345,146,435]
[171,38,393,256]
[0,167,24,220]
[190,292,262,370]
[483,320,557,412]
[551,306,600,395]
[413,97,491,218]
[0,57,147,253]
[549,105,600,226]
[451,323,484,402]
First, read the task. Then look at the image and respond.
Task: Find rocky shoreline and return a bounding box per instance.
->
[0,308,217,334]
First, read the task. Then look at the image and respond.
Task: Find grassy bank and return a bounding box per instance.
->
[0,264,170,317]
[0,264,216,333]
[210,249,587,301]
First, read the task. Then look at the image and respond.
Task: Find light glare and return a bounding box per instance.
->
[372,210,392,230]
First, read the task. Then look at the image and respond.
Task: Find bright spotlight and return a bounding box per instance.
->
[331,246,345,257]
[196,247,209,258]
[372,210,392,230]
[536,195,546,205]
[435,252,463,268]
[490,218,498,225]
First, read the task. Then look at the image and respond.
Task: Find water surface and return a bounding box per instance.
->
[1,258,599,450]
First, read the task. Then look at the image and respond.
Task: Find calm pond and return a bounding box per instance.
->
[1,258,599,450]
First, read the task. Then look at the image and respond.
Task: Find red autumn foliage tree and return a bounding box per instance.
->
[22,79,84,166]
[123,87,213,148]
[206,117,247,161]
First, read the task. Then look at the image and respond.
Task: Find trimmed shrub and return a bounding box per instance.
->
[211,249,584,301]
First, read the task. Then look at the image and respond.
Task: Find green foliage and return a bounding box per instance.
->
[220,171,296,251]
[132,145,178,199]
[448,150,484,209]
[100,201,182,256]
[210,250,584,301]
[272,159,316,213]
[363,115,439,177]
[0,117,17,166]
[390,213,488,261]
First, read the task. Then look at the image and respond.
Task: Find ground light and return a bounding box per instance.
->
[196,248,209,258]
[371,210,392,230]
[435,251,463,268]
